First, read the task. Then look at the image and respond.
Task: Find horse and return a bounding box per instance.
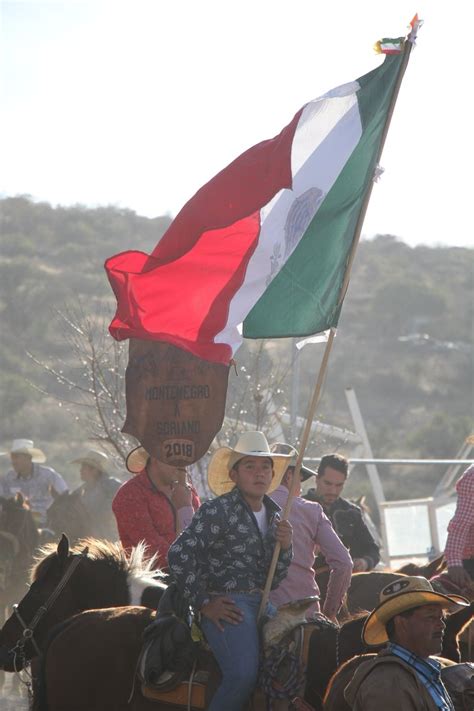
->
[45,490,92,543]
[316,551,448,617]
[322,653,465,711]
[32,601,473,711]
[0,494,41,692]
[344,552,448,615]
[0,534,166,675]
[0,495,40,602]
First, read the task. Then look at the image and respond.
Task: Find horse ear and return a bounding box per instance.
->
[424,552,446,578]
[57,533,70,562]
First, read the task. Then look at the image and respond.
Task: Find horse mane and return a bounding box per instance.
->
[30,537,165,585]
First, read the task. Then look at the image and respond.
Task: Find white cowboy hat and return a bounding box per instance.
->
[269,442,316,482]
[126,446,149,474]
[71,449,109,473]
[0,439,46,463]
[207,431,294,497]
[363,575,469,646]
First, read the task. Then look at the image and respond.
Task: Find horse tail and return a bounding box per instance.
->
[33,617,79,711]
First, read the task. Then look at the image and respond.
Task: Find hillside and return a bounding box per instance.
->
[0,196,472,498]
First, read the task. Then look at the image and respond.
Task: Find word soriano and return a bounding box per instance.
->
[156,421,201,435]
[145,385,210,401]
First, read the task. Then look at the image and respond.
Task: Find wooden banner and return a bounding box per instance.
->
[122,339,230,466]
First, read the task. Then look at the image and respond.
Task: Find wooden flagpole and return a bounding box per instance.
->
[258,24,418,620]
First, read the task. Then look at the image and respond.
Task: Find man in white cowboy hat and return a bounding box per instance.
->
[269,443,353,621]
[71,449,122,541]
[0,439,68,525]
[344,575,469,710]
[167,431,293,711]
[112,446,200,568]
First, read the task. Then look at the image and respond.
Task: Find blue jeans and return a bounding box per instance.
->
[200,593,271,711]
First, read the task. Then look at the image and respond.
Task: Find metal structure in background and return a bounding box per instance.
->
[339,388,473,567]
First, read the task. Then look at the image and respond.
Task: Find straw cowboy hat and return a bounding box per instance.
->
[270,442,316,482]
[0,439,46,463]
[126,446,149,474]
[207,431,294,497]
[72,449,109,473]
[363,575,469,646]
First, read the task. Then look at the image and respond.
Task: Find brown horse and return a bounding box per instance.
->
[45,490,92,543]
[316,552,448,617]
[322,653,460,711]
[0,535,166,674]
[32,601,473,711]
[0,495,40,603]
[0,494,40,692]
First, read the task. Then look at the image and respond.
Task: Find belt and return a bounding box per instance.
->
[209,588,263,595]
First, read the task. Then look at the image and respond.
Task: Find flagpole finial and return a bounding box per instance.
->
[407,14,423,45]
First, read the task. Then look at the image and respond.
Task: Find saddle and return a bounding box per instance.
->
[138,582,198,692]
[139,596,321,710]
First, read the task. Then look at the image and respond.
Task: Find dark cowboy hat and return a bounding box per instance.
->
[270,442,316,482]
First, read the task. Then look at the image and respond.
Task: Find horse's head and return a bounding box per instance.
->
[46,489,91,542]
[0,533,82,671]
[398,552,447,579]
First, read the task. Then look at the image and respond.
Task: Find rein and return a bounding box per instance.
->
[9,545,89,684]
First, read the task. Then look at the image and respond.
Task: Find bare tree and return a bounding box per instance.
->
[27,303,295,482]
[27,301,136,463]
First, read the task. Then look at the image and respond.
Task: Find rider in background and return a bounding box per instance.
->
[306,453,380,572]
[0,438,68,525]
[71,449,121,541]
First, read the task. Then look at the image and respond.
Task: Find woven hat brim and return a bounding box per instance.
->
[207,447,293,496]
[72,457,108,472]
[363,589,470,646]
[1,447,46,464]
[126,446,149,474]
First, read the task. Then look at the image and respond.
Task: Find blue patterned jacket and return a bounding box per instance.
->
[167,487,292,609]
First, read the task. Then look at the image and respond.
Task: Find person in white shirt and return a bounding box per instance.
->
[0,439,69,525]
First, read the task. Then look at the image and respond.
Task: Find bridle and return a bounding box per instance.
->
[8,546,89,679]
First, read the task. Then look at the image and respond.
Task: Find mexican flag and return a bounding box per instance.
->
[106,46,407,365]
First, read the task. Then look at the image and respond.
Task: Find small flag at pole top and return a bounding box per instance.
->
[374,37,404,55]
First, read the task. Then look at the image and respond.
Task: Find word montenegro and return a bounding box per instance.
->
[144,385,210,401]
[156,421,200,435]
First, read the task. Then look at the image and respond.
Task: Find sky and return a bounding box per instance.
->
[1,0,472,248]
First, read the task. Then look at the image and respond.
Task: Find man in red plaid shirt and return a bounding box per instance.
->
[444,463,474,591]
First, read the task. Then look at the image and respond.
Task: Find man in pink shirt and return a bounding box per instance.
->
[444,463,474,592]
[269,445,353,621]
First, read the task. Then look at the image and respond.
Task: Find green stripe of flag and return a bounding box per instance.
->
[243,53,405,340]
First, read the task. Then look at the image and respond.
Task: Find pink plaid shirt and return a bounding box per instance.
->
[445,464,474,567]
